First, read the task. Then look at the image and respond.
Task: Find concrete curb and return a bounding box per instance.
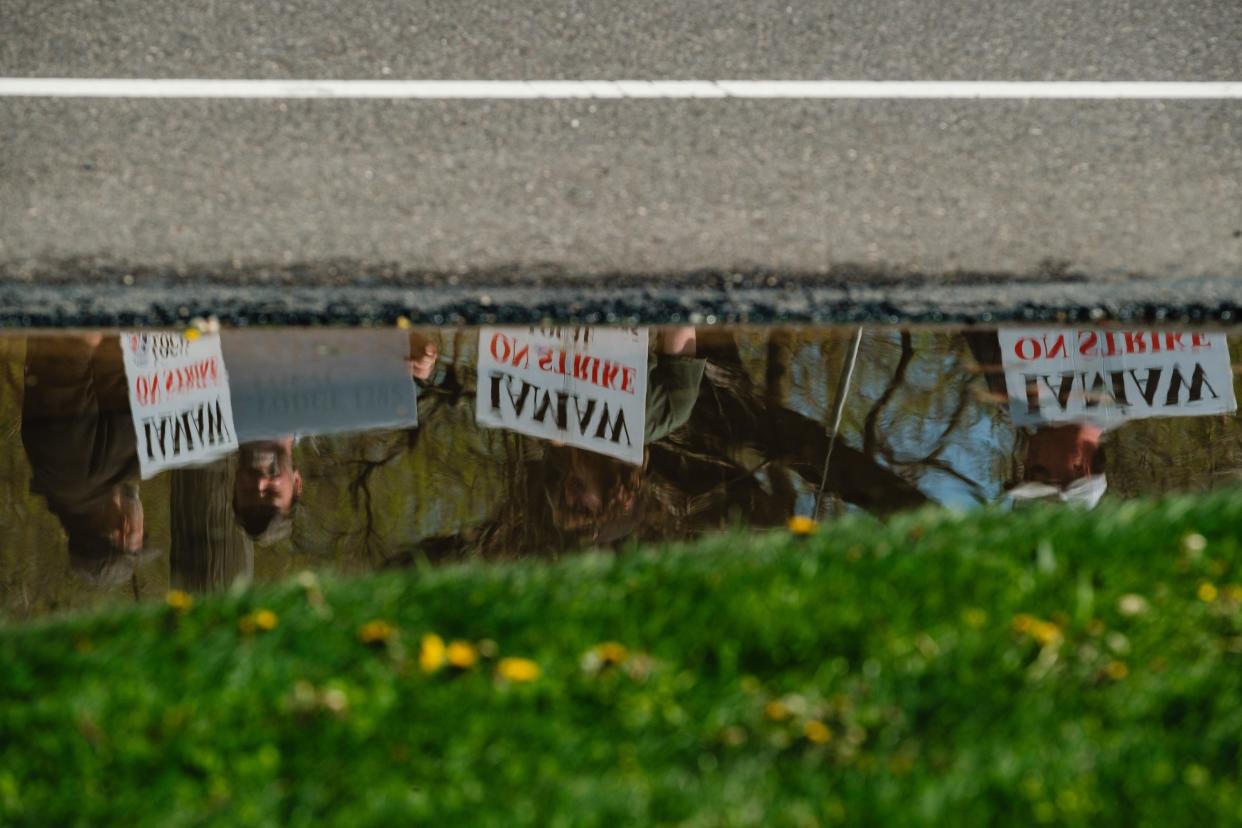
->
[0,261,1237,328]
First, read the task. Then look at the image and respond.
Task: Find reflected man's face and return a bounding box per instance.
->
[1025,423,1103,487]
[234,438,302,517]
[552,448,642,540]
[562,456,606,519]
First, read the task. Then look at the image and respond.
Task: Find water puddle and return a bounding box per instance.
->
[2,324,1238,620]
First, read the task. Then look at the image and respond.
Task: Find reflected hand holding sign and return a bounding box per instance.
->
[407,333,439,381]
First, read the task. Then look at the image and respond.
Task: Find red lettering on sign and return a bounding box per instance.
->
[489,332,511,364]
[1014,337,1042,360]
[510,343,529,369]
[1045,334,1068,360]
[600,362,619,390]
[1078,331,1098,356]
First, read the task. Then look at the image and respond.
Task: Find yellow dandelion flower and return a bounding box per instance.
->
[595,642,629,665]
[764,700,789,722]
[1105,660,1129,681]
[787,515,818,536]
[396,316,413,330]
[238,611,274,632]
[166,590,193,612]
[183,328,201,341]
[358,620,395,645]
[419,633,446,673]
[497,657,541,683]
[804,720,832,744]
[1029,620,1063,647]
[962,608,987,628]
[447,640,479,669]
[1011,613,1035,634]
[253,609,279,631]
[1013,614,1061,646]
[1198,582,1218,603]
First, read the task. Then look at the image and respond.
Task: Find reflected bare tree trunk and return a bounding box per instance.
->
[858,331,992,503]
[864,331,914,459]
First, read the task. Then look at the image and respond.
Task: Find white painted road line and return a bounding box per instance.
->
[2,79,1241,99]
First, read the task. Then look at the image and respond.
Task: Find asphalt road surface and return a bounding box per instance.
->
[1,1,1240,324]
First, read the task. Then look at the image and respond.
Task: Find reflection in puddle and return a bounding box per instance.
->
[2,326,1238,620]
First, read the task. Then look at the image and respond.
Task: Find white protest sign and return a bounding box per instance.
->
[120,331,239,478]
[220,330,418,443]
[998,328,1237,428]
[475,327,648,465]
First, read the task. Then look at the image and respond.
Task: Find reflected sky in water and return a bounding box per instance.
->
[1,325,1238,621]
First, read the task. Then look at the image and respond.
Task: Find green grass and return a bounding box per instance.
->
[3,491,1242,827]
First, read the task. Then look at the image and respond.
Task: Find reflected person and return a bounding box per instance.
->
[963,331,1107,507]
[549,326,705,544]
[222,328,423,544]
[20,335,155,583]
[406,326,705,554]
[172,458,254,592]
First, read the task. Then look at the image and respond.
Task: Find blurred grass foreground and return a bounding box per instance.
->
[3,490,1242,826]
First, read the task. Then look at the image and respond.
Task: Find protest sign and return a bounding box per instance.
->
[121,331,239,478]
[221,330,418,443]
[475,327,648,465]
[998,328,1237,428]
